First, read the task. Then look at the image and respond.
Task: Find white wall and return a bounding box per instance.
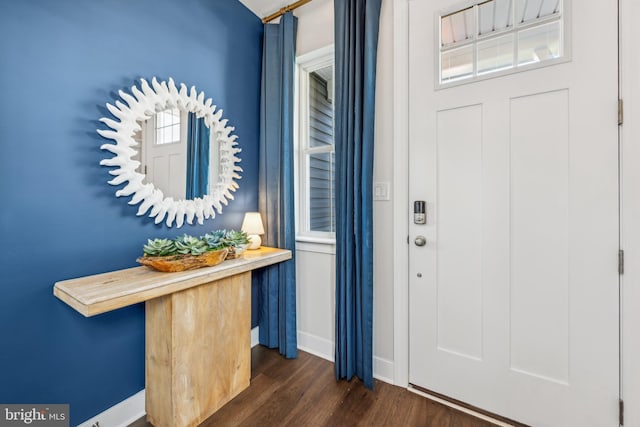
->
[296,0,333,56]
[295,244,336,360]
[294,0,397,382]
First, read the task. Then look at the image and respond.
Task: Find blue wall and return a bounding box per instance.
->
[0,1,262,424]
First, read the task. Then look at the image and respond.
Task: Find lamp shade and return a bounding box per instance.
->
[241,212,265,235]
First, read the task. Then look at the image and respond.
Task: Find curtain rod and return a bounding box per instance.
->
[262,0,312,23]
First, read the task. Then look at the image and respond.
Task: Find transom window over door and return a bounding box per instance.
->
[439,0,567,86]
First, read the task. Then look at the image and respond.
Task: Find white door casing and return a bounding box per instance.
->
[407,1,619,426]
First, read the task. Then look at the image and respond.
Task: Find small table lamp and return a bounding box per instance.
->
[242,212,265,250]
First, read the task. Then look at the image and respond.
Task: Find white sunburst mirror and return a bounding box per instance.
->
[98,77,242,228]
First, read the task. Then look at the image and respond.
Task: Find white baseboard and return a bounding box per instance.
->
[373,356,395,385]
[297,331,334,362]
[77,389,145,427]
[296,330,395,385]
[251,326,259,347]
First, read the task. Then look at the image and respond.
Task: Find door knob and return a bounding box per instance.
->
[414,236,427,246]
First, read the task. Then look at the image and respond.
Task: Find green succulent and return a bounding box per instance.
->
[142,229,250,259]
[225,229,250,247]
[202,230,227,250]
[174,234,209,256]
[143,238,178,257]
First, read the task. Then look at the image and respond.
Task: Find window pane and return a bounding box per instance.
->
[309,70,334,148]
[478,0,513,36]
[441,7,474,46]
[309,152,335,233]
[439,0,564,85]
[441,45,474,82]
[477,33,514,74]
[517,20,561,66]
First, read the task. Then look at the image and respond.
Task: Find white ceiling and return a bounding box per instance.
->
[239,0,291,20]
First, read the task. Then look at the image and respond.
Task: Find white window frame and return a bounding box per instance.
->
[435,0,572,89]
[295,45,336,244]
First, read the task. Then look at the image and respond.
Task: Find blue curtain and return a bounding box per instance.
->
[334,0,382,389]
[186,114,210,199]
[257,12,298,359]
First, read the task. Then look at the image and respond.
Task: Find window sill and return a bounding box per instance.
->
[296,236,336,255]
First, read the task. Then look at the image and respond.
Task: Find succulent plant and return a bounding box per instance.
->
[143,238,178,257]
[142,229,250,259]
[202,230,227,251]
[174,234,209,256]
[225,230,250,247]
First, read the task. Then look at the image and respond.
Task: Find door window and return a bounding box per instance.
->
[439,0,565,86]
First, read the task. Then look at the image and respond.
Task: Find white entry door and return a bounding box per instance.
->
[142,109,188,200]
[407,1,619,426]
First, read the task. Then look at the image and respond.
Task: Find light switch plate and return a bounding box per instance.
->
[374,182,391,201]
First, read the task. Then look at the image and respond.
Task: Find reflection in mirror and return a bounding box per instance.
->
[133,112,219,201]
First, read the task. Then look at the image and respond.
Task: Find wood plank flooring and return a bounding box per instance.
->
[131,346,499,427]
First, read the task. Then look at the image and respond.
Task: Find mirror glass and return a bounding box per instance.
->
[133,112,220,200]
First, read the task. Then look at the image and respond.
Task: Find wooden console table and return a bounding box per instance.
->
[54,247,291,427]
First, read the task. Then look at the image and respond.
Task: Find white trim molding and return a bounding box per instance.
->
[296,331,395,384]
[251,326,260,348]
[620,0,640,425]
[374,356,395,385]
[77,390,145,427]
[295,45,336,242]
[298,331,334,362]
[295,239,336,255]
[392,0,410,388]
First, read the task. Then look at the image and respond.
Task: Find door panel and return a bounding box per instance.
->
[509,90,570,384]
[408,1,619,426]
[435,105,483,361]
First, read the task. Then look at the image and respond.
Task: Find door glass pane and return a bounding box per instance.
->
[477,34,514,74]
[439,0,564,85]
[478,0,513,36]
[441,45,474,82]
[517,21,561,66]
[517,0,560,24]
[441,7,475,46]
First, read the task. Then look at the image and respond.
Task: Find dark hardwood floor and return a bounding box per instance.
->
[131,346,499,427]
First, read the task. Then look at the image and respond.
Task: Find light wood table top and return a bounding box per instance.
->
[54,247,291,317]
